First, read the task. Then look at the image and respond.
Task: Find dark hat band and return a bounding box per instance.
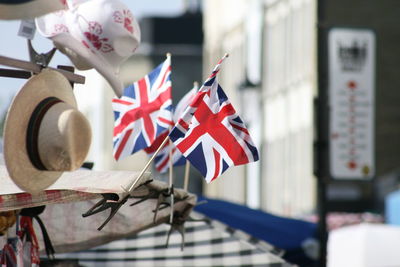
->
[0,0,34,4]
[26,97,63,170]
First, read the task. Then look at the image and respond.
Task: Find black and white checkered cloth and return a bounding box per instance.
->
[55,212,293,267]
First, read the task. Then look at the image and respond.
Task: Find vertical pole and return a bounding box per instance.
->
[316,175,328,267]
[168,138,174,224]
[168,138,174,189]
[126,135,170,193]
[183,161,190,191]
[167,53,173,190]
[316,0,328,266]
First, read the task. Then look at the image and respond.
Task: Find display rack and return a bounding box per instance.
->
[0,55,84,84]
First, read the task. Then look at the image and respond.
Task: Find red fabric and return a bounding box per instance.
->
[1,243,17,267]
[19,216,40,265]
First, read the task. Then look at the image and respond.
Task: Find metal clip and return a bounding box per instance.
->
[82,179,152,231]
[165,210,208,251]
[129,180,156,207]
[27,40,56,68]
[130,183,176,224]
[165,212,185,251]
[153,185,174,224]
[82,193,129,231]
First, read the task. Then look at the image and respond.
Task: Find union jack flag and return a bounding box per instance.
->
[145,86,197,173]
[169,55,259,182]
[112,56,173,161]
[144,131,186,173]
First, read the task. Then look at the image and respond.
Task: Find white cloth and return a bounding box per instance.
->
[328,223,400,267]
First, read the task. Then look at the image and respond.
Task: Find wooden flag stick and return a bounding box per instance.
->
[168,137,174,224]
[181,81,198,192]
[165,53,173,224]
[183,161,190,191]
[126,135,170,193]
[168,133,174,189]
[167,53,173,189]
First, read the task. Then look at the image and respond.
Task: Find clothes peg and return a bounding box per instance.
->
[27,39,56,68]
[165,213,185,251]
[0,40,84,83]
[82,193,128,231]
[165,209,207,251]
[129,190,159,207]
[153,185,174,224]
[82,178,151,231]
[129,180,156,207]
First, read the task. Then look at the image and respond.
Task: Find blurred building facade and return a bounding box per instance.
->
[203,0,317,216]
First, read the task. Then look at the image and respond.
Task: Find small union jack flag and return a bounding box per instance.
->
[144,131,186,173]
[112,56,173,161]
[169,55,259,182]
[145,86,197,173]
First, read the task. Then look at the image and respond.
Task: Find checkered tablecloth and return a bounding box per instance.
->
[55,212,293,267]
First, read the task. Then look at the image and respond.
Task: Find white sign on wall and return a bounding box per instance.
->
[328,28,375,180]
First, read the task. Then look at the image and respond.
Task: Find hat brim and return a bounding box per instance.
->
[52,33,124,97]
[4,69,77,194]
[0,0,65,20]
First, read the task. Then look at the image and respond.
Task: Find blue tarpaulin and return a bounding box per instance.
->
[194,196,318,266]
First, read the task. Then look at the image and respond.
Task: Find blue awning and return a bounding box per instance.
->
[195,196,318,266]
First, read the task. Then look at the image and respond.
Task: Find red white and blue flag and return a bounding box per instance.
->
[169,55,259,182]
[145,86,197,173]
[144,131,186,173]
[112,56,173,161]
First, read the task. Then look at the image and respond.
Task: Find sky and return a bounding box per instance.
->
[0,0,188,114]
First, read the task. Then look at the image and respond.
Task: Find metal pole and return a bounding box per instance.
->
[316,174,328,267]
[316,0,328,266]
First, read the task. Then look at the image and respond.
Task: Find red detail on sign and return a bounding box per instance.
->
[348,80,357,89]
[347,161,357,169]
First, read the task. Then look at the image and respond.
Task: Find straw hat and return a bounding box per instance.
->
[3,69,92,194]
[0,0,66,20]
[35,0,141,97]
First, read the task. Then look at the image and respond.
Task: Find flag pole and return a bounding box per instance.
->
[167,127,174,223]
[167,51,173,190]
[125,135,170,193]
[218,53,229,66]
[183,161,190,191]
[168,137,174,189]
[182,81,198,192]
[167,52,174,224]
[193,81,199,92]
[167,137,174,224]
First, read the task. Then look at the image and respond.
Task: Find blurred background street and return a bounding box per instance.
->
[2,0,400,266]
